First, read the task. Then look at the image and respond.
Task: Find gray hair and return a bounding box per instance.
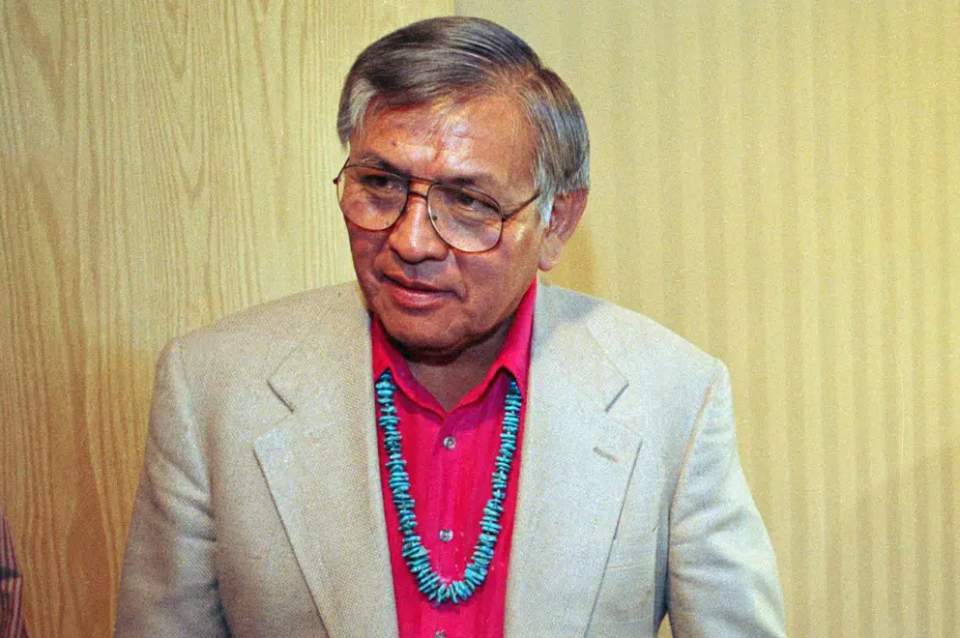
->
[337,17,589,223]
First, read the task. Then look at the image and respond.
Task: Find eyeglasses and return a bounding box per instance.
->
[333,163,540,253]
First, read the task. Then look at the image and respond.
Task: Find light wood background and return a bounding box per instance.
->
[460,1,960,637]
[2,1,958,637]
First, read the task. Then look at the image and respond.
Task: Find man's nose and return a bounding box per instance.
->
[387,189,449,262]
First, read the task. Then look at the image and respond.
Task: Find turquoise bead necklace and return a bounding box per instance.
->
[374,368,522,605]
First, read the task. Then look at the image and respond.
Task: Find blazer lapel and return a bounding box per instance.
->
[253,287,398,638]
[505,285,644,637]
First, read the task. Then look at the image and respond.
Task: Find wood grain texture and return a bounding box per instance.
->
[457,1,960,637]
[0,1,451,636]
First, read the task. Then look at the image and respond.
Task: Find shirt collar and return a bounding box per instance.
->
[371,279,537,413]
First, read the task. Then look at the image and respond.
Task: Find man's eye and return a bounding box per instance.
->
[454,192,483,209]
[443,188,496,214]
[358,172,404,192]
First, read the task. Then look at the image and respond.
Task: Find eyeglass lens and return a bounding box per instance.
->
[336,166,504,253]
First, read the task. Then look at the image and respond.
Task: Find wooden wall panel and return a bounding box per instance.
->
[0,1,452,636]
[457,1,960,637]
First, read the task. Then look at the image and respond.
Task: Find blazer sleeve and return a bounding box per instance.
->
[665,363,787,638]
[115,340,229,637]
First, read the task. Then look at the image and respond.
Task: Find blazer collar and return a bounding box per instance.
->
[255,282,643,638]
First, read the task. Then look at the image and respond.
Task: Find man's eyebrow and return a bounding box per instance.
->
[350,153,499,192]
[443,173,495,190]
[350,153,398,172]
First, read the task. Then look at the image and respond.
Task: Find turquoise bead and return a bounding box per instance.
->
[464,568,483,587]
[433,584,450,603]
[484,503,504,517]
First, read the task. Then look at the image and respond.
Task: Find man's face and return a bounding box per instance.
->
[345,96,551,360]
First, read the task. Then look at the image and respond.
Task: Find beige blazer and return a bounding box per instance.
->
[115,282,785,638]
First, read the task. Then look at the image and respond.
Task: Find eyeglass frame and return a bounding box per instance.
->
[332,161,541,253]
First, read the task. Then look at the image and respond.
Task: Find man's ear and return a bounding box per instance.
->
[539,189,588,271]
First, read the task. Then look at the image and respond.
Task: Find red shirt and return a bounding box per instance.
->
[0,512,29,638]
[372,282,536,638]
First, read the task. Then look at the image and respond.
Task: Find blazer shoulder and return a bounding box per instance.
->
[163,281,366,382]
[539,283,724,408]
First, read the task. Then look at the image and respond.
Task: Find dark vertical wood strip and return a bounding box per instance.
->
[654,0,685,338]
[777,2,810,631]
[846,4,874,635]
[811,2,843,635]
[699,0,729,359]
[934,1,956,633]
[741,0,771,519]
[906,5,929,635]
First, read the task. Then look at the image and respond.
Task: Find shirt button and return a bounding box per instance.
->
[443,436,456,450]
[435,631,446,638]
[439,529,454,542]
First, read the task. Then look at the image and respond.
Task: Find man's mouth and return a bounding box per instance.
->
[386,274,446,293]
[382,274,453,309]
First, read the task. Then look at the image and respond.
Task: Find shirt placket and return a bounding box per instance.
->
[434,409,457,570]
[433,407,470,638]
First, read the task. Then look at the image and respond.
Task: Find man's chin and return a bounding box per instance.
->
[381,326,465,364]
[379,314,513,368]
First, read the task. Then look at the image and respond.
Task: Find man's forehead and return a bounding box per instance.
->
[351,97,537,189]
[363,96,528,141]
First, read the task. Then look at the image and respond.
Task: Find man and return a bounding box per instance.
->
[116,17,785,638]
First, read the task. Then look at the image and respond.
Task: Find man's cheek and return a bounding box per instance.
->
[348,235,381,269]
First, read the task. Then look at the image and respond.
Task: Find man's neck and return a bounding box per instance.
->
[404,318,513,411]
